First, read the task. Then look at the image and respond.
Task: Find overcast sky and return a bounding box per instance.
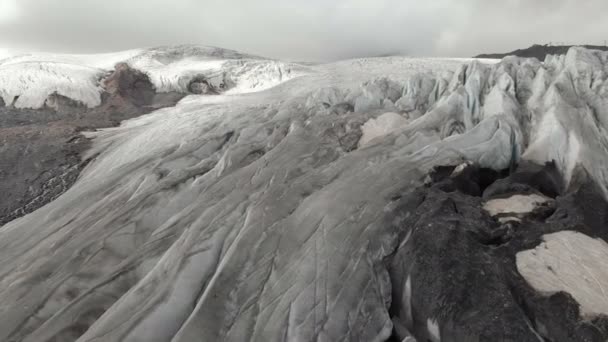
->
[0,0,607,61]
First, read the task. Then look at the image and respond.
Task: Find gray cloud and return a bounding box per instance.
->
[0,0,606,61]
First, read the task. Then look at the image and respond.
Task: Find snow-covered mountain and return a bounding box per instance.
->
[0,46,304,109]
[1,45,608,342]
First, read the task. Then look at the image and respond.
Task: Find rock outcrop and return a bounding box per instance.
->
[102,62,157,108]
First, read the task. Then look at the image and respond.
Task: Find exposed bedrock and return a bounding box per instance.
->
[2,47,608,341]
[102,62,157,108]
[99,62,185,117]
[389,162,608,342]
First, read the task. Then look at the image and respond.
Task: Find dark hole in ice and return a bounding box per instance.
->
[434,164,510,197]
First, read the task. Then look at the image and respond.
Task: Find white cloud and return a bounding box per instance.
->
[0,0,606,60]
[0,0,19,23]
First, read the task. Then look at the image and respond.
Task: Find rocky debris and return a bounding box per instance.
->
[389,162,608,342]
[0,123,90,226]
[0,63,186,226]
[0,96,4,107]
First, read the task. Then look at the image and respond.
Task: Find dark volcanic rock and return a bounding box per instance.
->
[483,161,564,199]
[388,163,608,342]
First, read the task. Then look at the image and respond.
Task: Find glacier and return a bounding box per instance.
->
[1,46,608,341]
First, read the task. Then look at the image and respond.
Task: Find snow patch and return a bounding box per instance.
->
[517,231,608,317]
[483,194,552,217]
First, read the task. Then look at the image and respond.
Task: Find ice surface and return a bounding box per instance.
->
[359,112,409,148]
[1,47,608,341]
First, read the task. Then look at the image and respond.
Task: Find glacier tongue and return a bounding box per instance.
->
[1,47,608,341]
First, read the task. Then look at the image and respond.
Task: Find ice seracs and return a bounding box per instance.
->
[0,61,105,108]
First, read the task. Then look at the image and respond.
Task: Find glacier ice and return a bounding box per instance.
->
[1,47,608,341]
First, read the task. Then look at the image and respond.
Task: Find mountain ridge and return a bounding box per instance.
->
[476,43,608,60]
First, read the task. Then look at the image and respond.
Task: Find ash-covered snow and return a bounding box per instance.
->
[2,46,608,342]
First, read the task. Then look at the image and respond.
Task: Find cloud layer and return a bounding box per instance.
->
[0,0,606,61]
